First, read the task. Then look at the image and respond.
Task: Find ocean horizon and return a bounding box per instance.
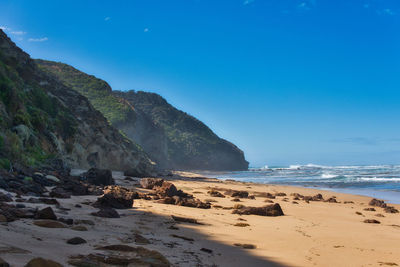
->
[201,164,400,204]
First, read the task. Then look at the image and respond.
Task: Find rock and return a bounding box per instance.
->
[91,208,120,218]
[74,219,95,225]
[67,237,87,245]
[232,203,284,216]
[24,257,63,267]
[49,187,71,199]
[33,220,67,228]
[140,178,164,189]
[171,215,203,224]
[0,257,10,267]
[133,234,150,245]
[384,206,399,213]
[208,190,225,198]
[124,167,152,178]
[93,186,136,209]
[369,198,387,208]
[45,175,60,183]
[83,168,114,186]
[364,219,380,224]
[155,182,178,197]
[232,198,241,202]
[325,197,338,203]
[363,208,376,211]
[234,243,256,249]
[231,191,249,198]
[375,214,385,217]
[234,223,250,227]
[200,248,213,254]
[71,226,88,231]
[312,194,324,201]
[58,218,73,225]
[0,192,12,202]
[274,192,287,197]
[35,207,57,220]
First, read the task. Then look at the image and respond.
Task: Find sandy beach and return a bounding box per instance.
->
[0,171,399,267]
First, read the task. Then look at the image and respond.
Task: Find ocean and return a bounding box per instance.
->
[201,164,400,204]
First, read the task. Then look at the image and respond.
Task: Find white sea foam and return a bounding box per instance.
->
[357,177,400,182]
[321,173,337,179]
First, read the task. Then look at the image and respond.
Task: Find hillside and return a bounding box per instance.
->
[36,60,249,171]
[0,29,155,174]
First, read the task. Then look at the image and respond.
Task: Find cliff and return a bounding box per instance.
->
[0,30,155,174]
[37,60,249,171]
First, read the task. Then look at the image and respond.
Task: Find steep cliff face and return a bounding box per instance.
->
[0,30,155,173]
[37,60,249,171]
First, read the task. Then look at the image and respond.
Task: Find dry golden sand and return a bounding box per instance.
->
[0,171,399,267]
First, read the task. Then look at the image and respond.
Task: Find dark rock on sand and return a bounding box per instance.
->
[325,197,338,203]
[171,215,203,224]
[49,187,71,199]
[231,191,249,198]
[384,206,399,213]
[94,186,137,209]
[234,243,256,249]
[363,208,376,211]
[67,237,87,245]
[71,226,88,231]
[155,182,178,197]
[33,220,67,228]
[58,218,73,225]
[91,208,120,218]
[24,257,63,267]
[208,189,225,198]
[364,219,380,224]
[140,178,164,189]
[35,207,57,220]
[82,168,114,186]
[369,198,387,208]
[232,203,284,216]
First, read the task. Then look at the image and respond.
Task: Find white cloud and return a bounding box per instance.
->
[0,26,8,31]
[28,37,48,42]
[363,4,370,9]
[144,28,149,32]
[10,31,26,35]
[243,0,254,5]
[104,17,111,21]
[383,8,395,15]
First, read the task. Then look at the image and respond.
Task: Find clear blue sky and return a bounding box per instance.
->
[1,0,399,167]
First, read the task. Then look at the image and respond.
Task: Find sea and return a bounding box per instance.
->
[200,164,400,204]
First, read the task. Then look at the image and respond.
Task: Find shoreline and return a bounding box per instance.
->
[0,170,399,266]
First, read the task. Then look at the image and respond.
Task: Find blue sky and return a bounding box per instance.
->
[1,0,399,167]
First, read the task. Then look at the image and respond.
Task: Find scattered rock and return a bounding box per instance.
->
[33,220,67,228]
[49,187,71,199]
[232,203,284,217]
[71,226,88,231]
[140,178,164,189]
[35,207,57,220]
[231,191,249,198]
[274,192,287,197]
[231,198,241,202]
[369,198,387,208]
[24,258,63,267]
[325,197,338,203]
[355,212,363,215]
[58,218,73,225]
[200,248,213,254]
[364,208,376,211]
[94,186,137,209]
[82,168,114,186]
[234,223,250,227]
[67,237,87,245]
[344,201,354,204]
[375,214,385,217]
[45,175,60,183]
[0,192,12,202]
[154,182,178,197]
[91,208,120,218]
[384,206,399,213]
[171,215,203,224]
[364,219,380,224]
[234,243,256,249]
[208,189,225,198]
[171,234,194,242]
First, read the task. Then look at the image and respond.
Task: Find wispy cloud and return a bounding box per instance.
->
[28,37,48,42]
[144,28,149,33]
[363,3,370,9]
[297,0,316,11]
[104,16,111,21]
[10,31,26,35]
[243,0,255,6]
[382,8,395,15]
[0,26,7,31]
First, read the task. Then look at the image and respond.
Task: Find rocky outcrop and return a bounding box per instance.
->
[0,30,155,173]
[35,60,249,171]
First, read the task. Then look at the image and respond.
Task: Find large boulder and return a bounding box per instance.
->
[369,198,387,208]
[24,257,63,267]
[232,203,284,217]
[93,186,137,209]
[154,182,178,197]
[140,178,164,189]
[35,207,57,220]
[91,208,120,218]
[83,168,114,186]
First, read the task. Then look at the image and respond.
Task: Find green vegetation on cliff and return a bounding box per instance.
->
[36,60,134,125]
